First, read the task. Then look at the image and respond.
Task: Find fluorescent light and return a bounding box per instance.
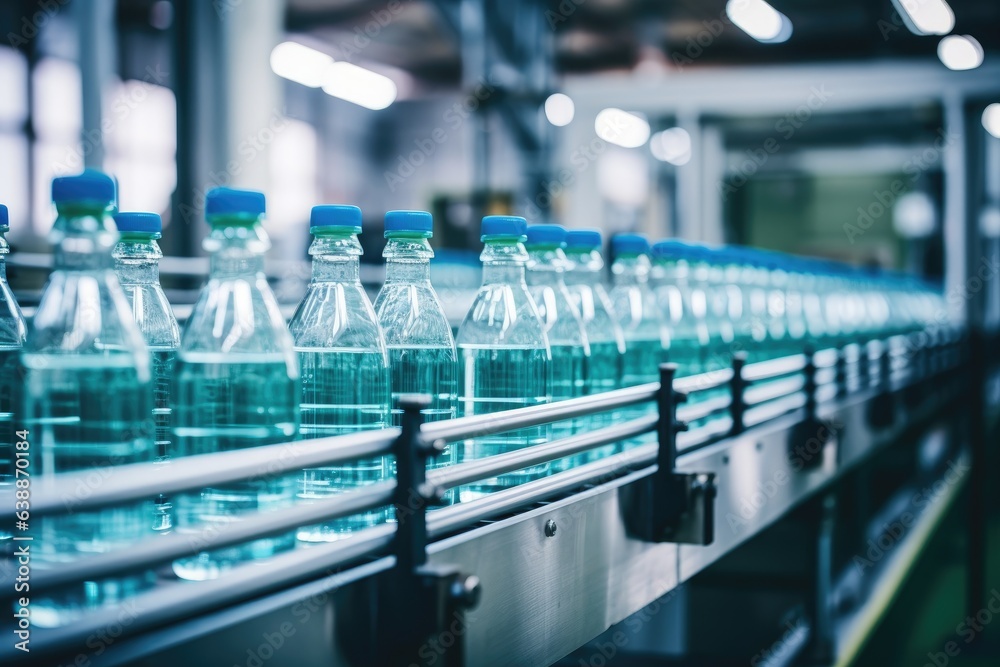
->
[891,0,955,36]
[270,41,332,88]
[726,0,792,43]
[322,62,397,110]
[595,108,650,148]
[982,103,1000,139]
[937,35,984,71]
[650,128,692,165]
[544,93,575,127]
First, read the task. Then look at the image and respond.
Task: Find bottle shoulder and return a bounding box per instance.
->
[374,283,455,347]
[120,283,181,346]
[456,282,548,348]
[181,275,296,354]
[0,279,26,345]
[24,270,151,360]
[288,281,387,352]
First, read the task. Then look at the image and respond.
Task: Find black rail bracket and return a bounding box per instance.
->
[622,364,717,546]
[372,394,481,667]
[788,347,836,470]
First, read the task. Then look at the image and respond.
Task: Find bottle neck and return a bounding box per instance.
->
[50,203,117,272]
[309,228,362,283]
[612,254,651,286]
[564,248,604,285]
[383,234,432,284]
[652,259,689,284]
[526,244,567,286]
[0,230,8,281]
[205,217,270,278]
[481,238,528,285]
[113,236,163,285]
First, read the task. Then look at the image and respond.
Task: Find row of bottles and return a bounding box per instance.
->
[0,170,949,625]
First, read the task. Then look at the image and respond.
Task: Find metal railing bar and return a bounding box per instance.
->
[744,375,807,406]
[427,443,658,538]
[1,482,396,595]
[427,416,658,491]
[673,367,735,395]
[0,525,395,664]
[677,415,734,451]
[744,394,808,428]
[420,383,660,443]
[676,395,732,424]
[742,354,808,382]
[0,429,398,520]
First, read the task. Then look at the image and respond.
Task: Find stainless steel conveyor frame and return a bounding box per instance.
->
[0,331,969,667]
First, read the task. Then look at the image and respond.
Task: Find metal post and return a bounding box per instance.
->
[393,395,435,575]
[657,363,682,478]
[730,353,747,436]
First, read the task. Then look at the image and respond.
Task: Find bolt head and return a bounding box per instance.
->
[544,519,557,537]
[451,574,482,609]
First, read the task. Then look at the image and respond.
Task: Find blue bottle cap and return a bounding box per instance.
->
[565,229,602,250]
[114,211,162,234]
[481,215,527,240]
[651,239,695,259]
[311,205,362,232]
[384,210,432,236]
[205,187,265,218]
[612,233,650,255]
[0,204,8,230]
[52,169,116,207]
[525,224,567,246]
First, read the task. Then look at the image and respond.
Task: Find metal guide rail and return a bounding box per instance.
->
[0,330,967,667]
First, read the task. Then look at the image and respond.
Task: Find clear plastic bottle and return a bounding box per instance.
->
[456,215,551,499]
[608,233,667,383]
[563,229,626,458]
[525,224,590,467]
[0,204,27,546]
[650,240,707,378]
[172,188,299,579]
[609,234,667,441]
[113,212,180,533]
[373,210,456,483]
[20,170,155,625]
[288,204,391,542]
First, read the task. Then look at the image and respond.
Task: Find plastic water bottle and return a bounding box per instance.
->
[650,240,707,378]
[609,233,666,383]
[20,170,155,624]
[609,234,666,441]
[456,215,551,499]
[113,212,180,532]
[0,204,27,545]
[374,210,456,482]
[290,205,390,539]
[525,224,589,467]
[172,188,299,579]
[563,229,625,458]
